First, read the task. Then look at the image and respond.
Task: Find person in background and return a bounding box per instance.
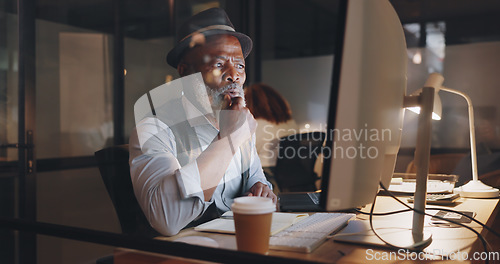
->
[245,83,300,191]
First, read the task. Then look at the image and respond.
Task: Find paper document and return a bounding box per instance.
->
[195,211,309,235]
[388,180,455,193]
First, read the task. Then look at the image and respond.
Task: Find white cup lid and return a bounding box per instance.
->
[231,197,275,215]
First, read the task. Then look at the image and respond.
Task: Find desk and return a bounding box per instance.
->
[115,196,499,263]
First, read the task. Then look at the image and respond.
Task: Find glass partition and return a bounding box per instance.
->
[0,1,18,161]
[36,21,114,159]
[2,1,500,264]
[0,2,18,263]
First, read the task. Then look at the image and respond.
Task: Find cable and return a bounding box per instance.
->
[373,181,492,263]
[356,203,500,238]
[367,192,427,251]
[356,206,498,244]
[353,183,498,263]
[355,208,412,216]
[378,182,498,240]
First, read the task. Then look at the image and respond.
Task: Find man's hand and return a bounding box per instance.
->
[218,95,257,148]
[245,182,278,204]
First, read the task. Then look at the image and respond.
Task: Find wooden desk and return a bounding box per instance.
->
[116,196,499,263]
[336,196,500,263]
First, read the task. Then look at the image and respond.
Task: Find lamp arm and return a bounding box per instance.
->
[439,87,478,181]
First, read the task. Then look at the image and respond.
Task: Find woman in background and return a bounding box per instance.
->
[245,83,300,192]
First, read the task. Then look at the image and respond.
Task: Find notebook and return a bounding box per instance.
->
[195,211,309,235]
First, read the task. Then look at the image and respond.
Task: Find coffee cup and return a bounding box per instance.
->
[231,196,275,254]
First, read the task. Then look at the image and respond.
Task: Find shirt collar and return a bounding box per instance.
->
[182,96,217,129]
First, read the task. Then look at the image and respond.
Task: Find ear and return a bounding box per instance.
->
[177,62,191,77]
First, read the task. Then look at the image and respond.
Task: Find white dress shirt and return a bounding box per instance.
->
[129,95,270,236]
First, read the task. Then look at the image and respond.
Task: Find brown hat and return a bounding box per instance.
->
[166,8,253,68]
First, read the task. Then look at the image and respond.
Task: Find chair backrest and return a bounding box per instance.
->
[274,132,326,192]
[94,144,158,237]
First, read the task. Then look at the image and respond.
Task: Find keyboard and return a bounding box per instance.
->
[270,212,355,253]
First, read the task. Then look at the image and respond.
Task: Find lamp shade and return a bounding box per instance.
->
[406,72,499,198]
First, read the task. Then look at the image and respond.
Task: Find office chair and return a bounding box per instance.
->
[94,145,159,237]
[274,132,326,193]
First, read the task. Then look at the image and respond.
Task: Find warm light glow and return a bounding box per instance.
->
[304,124,310,129]
[432,112,441,120]
[124,69,127,76]
[412,50,422,64]
[406,106,441,120]
[165,75,173,83]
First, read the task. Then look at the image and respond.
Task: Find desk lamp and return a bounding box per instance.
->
[408,73,500,198]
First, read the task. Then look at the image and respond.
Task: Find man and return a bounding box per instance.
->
[129,8,276,236]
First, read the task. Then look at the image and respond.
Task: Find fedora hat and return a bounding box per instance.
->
[166,8,253,68]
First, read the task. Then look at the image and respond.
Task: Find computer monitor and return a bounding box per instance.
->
[319,0,407,211]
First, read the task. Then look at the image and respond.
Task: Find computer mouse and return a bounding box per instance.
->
[173,236,219,248]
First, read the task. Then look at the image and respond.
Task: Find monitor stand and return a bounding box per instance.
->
[333,220,432,250]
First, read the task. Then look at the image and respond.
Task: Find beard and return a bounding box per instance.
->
[207,83,246,110]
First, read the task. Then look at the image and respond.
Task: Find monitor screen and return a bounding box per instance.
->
[319,0,407,211]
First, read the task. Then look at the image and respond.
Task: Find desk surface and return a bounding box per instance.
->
[124,196,499,263]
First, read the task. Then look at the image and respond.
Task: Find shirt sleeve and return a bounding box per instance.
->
[129,118,213,236]
[245,134,273,192]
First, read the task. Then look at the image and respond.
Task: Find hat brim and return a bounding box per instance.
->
[166,29,253,68]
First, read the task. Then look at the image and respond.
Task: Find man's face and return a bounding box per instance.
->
[179,34,246,108]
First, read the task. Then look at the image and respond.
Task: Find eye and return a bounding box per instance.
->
[237,64,245,69]
[214,62,223,68]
